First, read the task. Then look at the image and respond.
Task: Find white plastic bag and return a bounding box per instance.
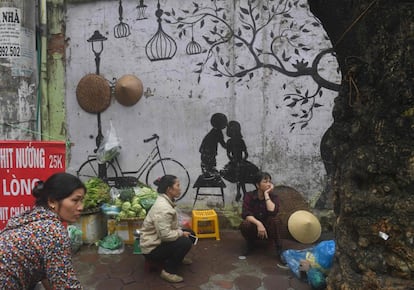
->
[176,208,192,229]
[97,121,121,163]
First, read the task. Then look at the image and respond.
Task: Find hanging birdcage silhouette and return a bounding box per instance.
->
[145,0,177,61]
[136,0,147,20]
[186,24,202,55]
[114,0,131,38]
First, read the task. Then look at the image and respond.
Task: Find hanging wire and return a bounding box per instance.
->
[334,0,378,48]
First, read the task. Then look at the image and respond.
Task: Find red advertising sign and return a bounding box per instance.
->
[0,141,66,230]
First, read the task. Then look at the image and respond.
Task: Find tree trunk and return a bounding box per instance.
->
[309,0,414,289]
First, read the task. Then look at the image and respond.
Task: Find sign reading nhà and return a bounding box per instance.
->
[0,7,21,58]
[0,141,66,230]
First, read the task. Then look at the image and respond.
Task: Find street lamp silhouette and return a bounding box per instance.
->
[87,30,108,179]
[87,30,107,75]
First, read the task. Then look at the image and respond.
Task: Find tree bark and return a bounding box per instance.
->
[309,0,414,289]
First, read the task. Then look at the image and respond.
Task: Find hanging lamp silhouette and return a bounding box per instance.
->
[145,0,177,61]
[186,24,202,55]
[136,0,148,20]
[114,0,131,38]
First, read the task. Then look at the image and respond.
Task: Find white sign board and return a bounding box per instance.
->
[0,7,21,58]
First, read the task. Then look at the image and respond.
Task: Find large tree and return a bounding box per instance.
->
[309,0,414,289]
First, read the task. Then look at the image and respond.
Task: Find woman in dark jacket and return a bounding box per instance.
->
[239,171,282,257]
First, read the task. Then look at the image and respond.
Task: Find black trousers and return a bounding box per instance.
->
[239,216,282,250]
[144,229,195,274]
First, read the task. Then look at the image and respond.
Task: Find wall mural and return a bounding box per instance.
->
[66,0,341,203]
[155,0,340,130]
[197,113,259,202]
[109,0,340,111]
[114,0,131,38]
[221,119,259,201]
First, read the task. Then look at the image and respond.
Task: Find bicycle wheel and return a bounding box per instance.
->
[77,158,118,182]
[145,158,190,201]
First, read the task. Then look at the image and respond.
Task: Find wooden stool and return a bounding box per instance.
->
[192,174,226,208]
[191,209,220,240]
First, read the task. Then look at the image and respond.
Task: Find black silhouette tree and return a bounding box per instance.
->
[163,0,341,130]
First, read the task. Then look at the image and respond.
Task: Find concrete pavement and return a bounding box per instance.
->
[70,230,315,290]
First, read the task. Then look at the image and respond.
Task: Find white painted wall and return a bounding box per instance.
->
[65,0,341,206]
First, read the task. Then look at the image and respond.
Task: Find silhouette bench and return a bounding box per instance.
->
[192,174,226,208]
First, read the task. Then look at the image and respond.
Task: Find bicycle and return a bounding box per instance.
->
[76,133,191,201]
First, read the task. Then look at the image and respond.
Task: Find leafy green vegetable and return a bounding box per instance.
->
[83,177,111,210]
[121,201,131,211]
[136,187,158,211]
[119,187,136,202]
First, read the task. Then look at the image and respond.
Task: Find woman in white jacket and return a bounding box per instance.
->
[140,175,195,283]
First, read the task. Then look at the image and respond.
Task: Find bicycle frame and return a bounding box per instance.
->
[77,133,190,199]
[111,134,164,178]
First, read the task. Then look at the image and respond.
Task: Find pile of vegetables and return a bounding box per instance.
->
[83,177,111,210]
[113,186,158,221]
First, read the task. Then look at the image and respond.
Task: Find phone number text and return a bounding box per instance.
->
[0,45,21,57]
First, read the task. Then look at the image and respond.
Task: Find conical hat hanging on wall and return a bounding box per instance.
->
[76,74,111,113]
[114,74,143,106]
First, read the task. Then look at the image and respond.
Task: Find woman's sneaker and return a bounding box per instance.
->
[160,269,184,283]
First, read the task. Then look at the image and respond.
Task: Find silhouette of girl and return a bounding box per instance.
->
[221,120,259,201]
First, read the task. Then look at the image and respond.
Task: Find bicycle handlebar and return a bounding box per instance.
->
[143,134,159,143]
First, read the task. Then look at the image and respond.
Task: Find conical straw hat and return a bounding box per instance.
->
[114,74,143,106]
[288,210,322,244]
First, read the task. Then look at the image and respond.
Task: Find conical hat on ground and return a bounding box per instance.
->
[288,210,322,244]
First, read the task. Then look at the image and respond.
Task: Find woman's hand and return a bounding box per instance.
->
[264,183,274,199]
[257,223,268,239]
[182,231,191,238]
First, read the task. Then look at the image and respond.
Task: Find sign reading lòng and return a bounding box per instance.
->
[0,141,66,230]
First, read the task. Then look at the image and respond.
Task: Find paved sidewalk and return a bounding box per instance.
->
[71,230,314,290]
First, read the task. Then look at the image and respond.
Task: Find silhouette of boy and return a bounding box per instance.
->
[199,113,228,177]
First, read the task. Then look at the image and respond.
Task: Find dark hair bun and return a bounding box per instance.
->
[153,177,161,186]
[32,181,44,199]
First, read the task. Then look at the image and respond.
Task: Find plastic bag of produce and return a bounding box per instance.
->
[281,240,335,290]
[137,186,158,211]
[97,121,121,163]
[67,225,83,253]
[97,234,124,254]
[176,208,192,229]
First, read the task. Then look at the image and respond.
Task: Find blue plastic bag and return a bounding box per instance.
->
[281,240,335,288]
